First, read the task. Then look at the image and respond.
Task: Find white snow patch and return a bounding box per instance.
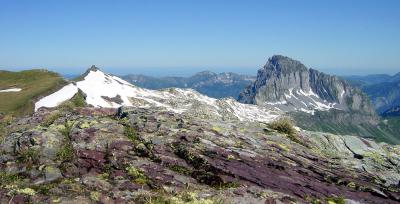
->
[34,84,78,111]
[340,90,345,98]
[299,89,319,98]
[224,99,280,122]
[0,88,22,92]
[265,101,287,105]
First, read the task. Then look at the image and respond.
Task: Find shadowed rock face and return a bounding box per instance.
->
[0,106,399,203]
[239,55,375,115]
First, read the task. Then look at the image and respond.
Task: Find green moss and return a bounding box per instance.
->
[126,165,149,185]
[211,126,222,133]
[325,196,345,204]
[226,154,235,160]
[346,181,356,189]
[364,152,385,165]
[277,144,290,152]
[90,191,101,202]
[79,121,90,129]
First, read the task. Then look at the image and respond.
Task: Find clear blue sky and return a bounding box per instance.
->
[0,0,399,76]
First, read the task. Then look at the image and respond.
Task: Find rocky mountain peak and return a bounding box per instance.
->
[239,55,376,115]
[266,55,308,74]
[89,65,99,71]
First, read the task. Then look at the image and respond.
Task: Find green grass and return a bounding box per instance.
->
[124,125,138,144]
[0,69,66,116]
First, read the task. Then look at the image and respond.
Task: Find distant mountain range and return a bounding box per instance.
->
[342,72,400,114]
[121,71,255,99]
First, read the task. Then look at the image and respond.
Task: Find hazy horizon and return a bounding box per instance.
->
[0,64,398,78]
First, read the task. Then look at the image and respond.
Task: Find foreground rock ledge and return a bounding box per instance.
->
[0,106,399,204]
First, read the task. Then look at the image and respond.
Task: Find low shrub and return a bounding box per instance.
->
[269,118,300,143]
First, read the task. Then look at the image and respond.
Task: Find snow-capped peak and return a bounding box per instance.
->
[35,68,281,123]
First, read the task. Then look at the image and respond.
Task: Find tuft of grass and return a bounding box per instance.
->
[42,111,63,127]
[56,142,74,162]
[17,148,39,163]
[0,69,66,116]
[56,122,74,161]
[126,165,149,185]
[124,125,138,144]
[269,118,300,143]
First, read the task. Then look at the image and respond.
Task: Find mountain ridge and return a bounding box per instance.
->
[121,71,255,99]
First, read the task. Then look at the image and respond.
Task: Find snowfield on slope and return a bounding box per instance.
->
[264,87,339,115]
[35,69,281,122]
[0,88,22,92]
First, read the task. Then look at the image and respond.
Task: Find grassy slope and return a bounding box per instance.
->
[0,69,66,116]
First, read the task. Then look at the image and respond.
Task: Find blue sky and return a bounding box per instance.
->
[0,0,399,76]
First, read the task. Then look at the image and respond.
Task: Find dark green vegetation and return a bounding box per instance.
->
[291,110,400,144]
[0,69,66,116]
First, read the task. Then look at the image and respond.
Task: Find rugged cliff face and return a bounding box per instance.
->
[239,55,375,115]
[237,56,400,142]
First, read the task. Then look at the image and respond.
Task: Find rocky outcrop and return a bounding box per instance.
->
[0,106,399,203]
[239,55,375,115]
